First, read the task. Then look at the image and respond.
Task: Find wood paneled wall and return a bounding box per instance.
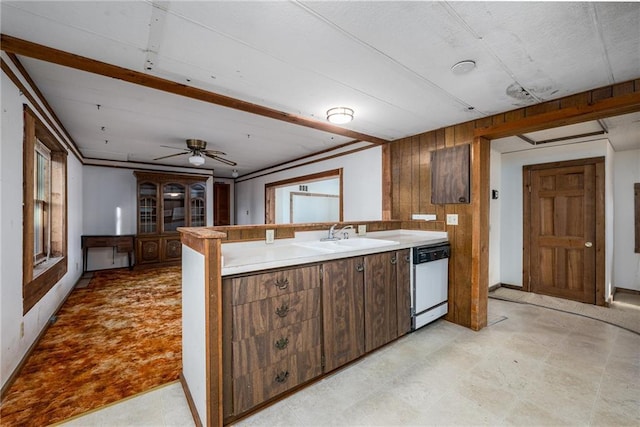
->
[386,78,640,330]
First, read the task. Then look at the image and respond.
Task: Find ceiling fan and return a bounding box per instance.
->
[153,139,237,167]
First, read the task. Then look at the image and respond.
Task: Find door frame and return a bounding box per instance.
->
[522,156,606,305]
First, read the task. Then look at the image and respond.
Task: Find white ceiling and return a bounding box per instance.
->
[1,1,639,176]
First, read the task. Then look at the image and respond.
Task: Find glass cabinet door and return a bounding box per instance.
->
[163,183,186,232]
[138,182,158,234]
[190,183,206,227]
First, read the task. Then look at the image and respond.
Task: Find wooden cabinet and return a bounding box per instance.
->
[364,251,398,352]
[322,257,365,373]
[396,249,412,337]
[223,265,323,418]
[223,249,412,418]
[134,172,208,267]
[323,249,411,371]
[431,144,470,204]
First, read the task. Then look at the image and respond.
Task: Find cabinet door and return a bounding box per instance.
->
[396,249,412,337]
[163,237,182,261]
[162,183,186,232]
[364,252,398,352]
[137,238,160,264]
[431,144,470,204]
[189,183,206,227]
[138,182,158,234]
[322,257,365,373]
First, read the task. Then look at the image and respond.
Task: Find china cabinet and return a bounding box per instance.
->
[134,171,208,267]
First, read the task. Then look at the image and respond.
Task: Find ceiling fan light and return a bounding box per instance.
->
[326,107,354,124]
[189,154,205,166]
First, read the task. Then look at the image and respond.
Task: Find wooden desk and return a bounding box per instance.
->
[81,235,135,273]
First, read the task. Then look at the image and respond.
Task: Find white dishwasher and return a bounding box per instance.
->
[411,243,450,331]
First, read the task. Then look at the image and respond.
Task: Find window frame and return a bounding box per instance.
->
[22,105,68,314]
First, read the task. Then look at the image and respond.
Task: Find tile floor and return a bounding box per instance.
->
[61,299,640,426]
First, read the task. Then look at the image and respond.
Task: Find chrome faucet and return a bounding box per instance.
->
[322,224,340,241]
[322,224,353,241]
[337,225,354,239]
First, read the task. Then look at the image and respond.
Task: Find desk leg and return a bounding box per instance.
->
[129,251,133,270]
[83,248,87,274]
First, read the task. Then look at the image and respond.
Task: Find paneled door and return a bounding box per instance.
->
[524,158,604,304]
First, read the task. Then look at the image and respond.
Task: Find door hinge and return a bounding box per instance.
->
[321,354,325,369]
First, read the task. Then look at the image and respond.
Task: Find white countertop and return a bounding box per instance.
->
[221,229,448,276]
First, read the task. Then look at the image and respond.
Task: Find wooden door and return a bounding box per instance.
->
[524,158,603,304]
[364,252,398,352]
[214,182,231,226]
[322,257,365,373]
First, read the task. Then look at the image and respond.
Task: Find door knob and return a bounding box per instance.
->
[585,241,593,248]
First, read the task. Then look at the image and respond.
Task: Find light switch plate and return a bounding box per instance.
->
[357,224,367,235]
[446,214,459,225]
[265,229,275,244]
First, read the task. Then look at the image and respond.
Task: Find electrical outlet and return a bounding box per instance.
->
[265,229,275,244]
[446,214,459,225]
[357,224,367,235]
[20,322,24,338]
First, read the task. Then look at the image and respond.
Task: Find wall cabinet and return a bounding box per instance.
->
[134,172,208,266]
[431,144,470,204]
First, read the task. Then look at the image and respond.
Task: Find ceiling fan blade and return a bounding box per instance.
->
[159,145,190,152]
[153,152,189,161]
[203,149,227,156]
[204,152,237,166]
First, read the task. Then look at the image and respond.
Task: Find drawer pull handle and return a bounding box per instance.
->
[356,264,364,273]
[275,304,289,317]
[390,256,397,265]
[274,370,289,384]
[275,337,289,350]
[274,278,289,290]
[404,255,411,263]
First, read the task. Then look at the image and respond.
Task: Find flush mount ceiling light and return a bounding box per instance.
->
[231,169,239,178]
[189,154,205,166]
[326,107,354,124]
[451,60,476,75]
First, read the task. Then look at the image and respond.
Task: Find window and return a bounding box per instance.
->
[23,106,68,314]
[34,140,51,265]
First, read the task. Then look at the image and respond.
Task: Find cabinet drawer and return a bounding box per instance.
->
[232,317,321,378]
[232,288,321,341]
[232,346,322,415]
[231,265,319,305]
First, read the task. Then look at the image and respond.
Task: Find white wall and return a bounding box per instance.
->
[488,147,502,287]
[498,140,612,291]
[82,166,137,270]
[1,67,84,389]
[235,146,382,225]
[612,149,640,291]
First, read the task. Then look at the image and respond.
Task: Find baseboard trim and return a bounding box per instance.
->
[488,283,501,292]
[615,287,640,296]
[1,275,81,401]
[499,283,524,291]
[180,372,203,427]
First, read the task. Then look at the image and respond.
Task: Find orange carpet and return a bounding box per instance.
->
[0,266,182,426]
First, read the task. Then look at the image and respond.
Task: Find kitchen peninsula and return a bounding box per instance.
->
[178,223,447,426]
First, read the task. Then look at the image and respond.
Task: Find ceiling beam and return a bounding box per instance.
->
[0,34,390,146]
